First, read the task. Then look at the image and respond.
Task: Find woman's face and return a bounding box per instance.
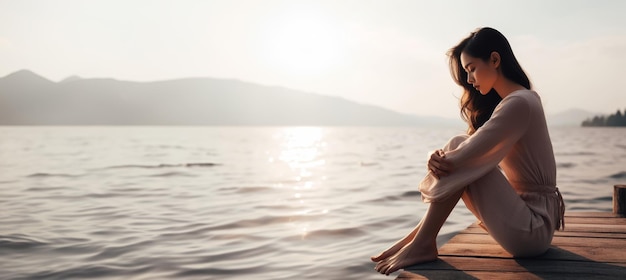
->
[460,52,499,95]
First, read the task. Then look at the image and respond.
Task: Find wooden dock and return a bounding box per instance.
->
[398,185,626,279]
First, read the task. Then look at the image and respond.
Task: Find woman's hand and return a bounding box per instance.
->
[428,149,453,179]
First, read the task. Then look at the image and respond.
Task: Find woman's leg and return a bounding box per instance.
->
[461,169,553,257]
[372,134,469,274]
[375,188,464,275]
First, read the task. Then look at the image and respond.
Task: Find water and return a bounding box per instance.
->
[0,126,624,279]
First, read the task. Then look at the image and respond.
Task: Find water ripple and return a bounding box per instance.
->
[148,171,196,177]
[86,240,154,261]
[102,162,221,169]
[300,227,367,240]
[22,265,151,280]
[172,265,266,277]
[208,215,322,231]
[609,171,626,179]
[26,173,83,178]
[0,235,48,250]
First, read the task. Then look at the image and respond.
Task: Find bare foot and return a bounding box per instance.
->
[374,239,438,275]
[370,238,411,262]
[371,226,421,262]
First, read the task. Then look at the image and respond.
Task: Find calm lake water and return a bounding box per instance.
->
[1,126,625,279]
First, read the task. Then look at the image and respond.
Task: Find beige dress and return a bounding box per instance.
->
[419,89,565,257]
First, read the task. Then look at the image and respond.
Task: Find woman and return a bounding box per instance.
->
[371,27,565,275]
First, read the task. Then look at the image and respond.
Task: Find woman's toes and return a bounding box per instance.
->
[375,261,387,273]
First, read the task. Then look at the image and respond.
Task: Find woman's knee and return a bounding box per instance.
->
[443,134,469,151]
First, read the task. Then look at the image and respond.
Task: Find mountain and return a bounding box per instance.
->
[546,108,599,127]
[0,70,459,126]
[59,75,83,84]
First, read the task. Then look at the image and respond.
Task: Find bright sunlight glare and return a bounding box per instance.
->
[260,13,343,76]
[278,127,325,171]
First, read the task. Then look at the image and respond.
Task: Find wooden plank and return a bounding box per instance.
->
[399,270,544,280]
[564,211,620,218]
[398,270,624,280]
[465,216,626,226]
[448,232,626,248]
[553,231,626,239]
[552,223,626,234]
[564,216,626,225]
[397,211,626,279]
[462,226,626,239]
[465,222,626,234]
[438,243,626,263]
[402,257,626,273]
[399,269,622,280]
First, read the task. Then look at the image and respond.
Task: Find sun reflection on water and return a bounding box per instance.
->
[278,127,326,170]
[271,127,329,239]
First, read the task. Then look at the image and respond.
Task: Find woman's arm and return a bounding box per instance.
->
[420,94,532,202]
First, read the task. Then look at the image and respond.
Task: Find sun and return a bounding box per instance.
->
[260,13,343,76]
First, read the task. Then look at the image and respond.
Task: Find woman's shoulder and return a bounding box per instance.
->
[503,89,541,106]
[507,89,538,99]
[498,89,545,119]
[496,89,541,115]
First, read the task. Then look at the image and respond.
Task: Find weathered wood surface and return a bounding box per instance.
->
[398,212,626,279]
[614,185,626,215]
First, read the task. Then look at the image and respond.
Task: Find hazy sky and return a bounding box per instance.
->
[1,0,625,117]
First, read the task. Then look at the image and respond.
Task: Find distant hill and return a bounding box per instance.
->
[546,108,600,127]
[0,70,460,126]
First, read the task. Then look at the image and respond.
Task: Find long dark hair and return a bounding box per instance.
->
[448,27,531,134]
